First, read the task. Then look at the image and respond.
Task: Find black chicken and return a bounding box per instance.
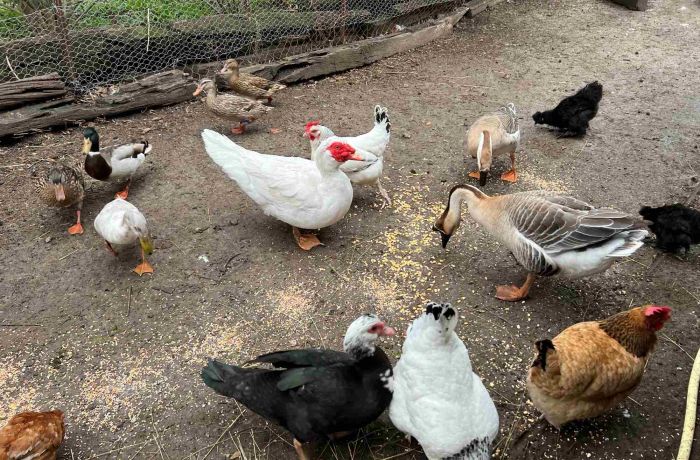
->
[201,314,395,460]
[639,203,700,253]
[533,81,603,136]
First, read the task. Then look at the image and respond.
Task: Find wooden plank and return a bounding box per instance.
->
[467,0,504,17]
[610,0,647,11]
[240,7,469,84]
[0,70,195,138]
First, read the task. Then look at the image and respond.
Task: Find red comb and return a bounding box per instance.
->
[644,305,671,317]
[305,120,320,133]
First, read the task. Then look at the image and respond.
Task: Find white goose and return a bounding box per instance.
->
[304,105,391,206]
[201,129,377,250]
[433,185,648,301]
[94,198,154,275]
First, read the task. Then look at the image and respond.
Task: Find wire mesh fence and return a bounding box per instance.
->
[0,0,462,94]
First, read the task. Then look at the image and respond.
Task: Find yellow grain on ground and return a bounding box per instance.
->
[268,285,313,321]
[79,353,165,430]
[371,183,445,318]
[518,170,570,193]
[0,361,39,421]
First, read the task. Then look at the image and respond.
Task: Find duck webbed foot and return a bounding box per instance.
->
[292,227,323,251]
[68,210,84,235]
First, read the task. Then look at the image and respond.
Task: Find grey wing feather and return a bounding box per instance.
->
[509,194,645,255]
[496,103,519,134]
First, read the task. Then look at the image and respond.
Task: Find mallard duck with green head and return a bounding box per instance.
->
[82,127,152,200]
[34,162,85,235]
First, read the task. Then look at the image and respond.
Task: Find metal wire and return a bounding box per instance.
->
[0,0,460,94]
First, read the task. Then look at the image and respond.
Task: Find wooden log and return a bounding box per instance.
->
[226,7,468,84]
[0,70,196,138]
[466,0,504,18]
[0,73,67,111]
[609,0,647,11]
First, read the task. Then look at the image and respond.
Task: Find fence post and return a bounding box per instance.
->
[53,0,78,89]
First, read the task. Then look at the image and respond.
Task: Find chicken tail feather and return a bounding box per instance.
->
[374,105,391,133]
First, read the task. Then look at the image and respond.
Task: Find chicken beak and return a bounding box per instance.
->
[381,325,396,337]
[139,236,154,255]
[479,171,488,187]
[192,85,203,97]
[303,132,309,139]
[54,184,66,202]
[82,138,91,154]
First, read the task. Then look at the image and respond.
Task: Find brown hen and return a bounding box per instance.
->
[527,305,671,428]
[0,410,65,460]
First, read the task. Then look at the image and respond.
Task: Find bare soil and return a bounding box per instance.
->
[1,0,699,458]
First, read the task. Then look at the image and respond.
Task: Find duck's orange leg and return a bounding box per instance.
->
[133,247,154,276]
[115,181,130,200]
[67,209,84,235]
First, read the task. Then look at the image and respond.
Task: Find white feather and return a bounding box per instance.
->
[390,307,499,460]
[94,198,148,246]
[309,105,390,186]
[201,129,359,230]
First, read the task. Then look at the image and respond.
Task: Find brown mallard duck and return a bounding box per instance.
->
[217,59,286,103]
[34,161,85,235]
[193,79,272,135]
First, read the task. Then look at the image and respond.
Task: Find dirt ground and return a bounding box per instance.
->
[1,0,699,458]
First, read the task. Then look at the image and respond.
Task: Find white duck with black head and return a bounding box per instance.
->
[201,314,395,460]
[82,127,151,200]
[390,303,499,460]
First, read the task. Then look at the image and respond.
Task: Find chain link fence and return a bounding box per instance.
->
[0,0,462,94]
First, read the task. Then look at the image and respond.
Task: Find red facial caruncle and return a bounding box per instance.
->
[304,121,320,140]
[327,142,361,163]
[369,321,396,337]
[643,305,671,331]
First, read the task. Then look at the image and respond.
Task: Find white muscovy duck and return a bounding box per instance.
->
[201,314,395,460]
[304,105,392,207]
[82,127,151,200]
[94,198,154,276]
[389,302,499,460]
[201,129,377,250]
